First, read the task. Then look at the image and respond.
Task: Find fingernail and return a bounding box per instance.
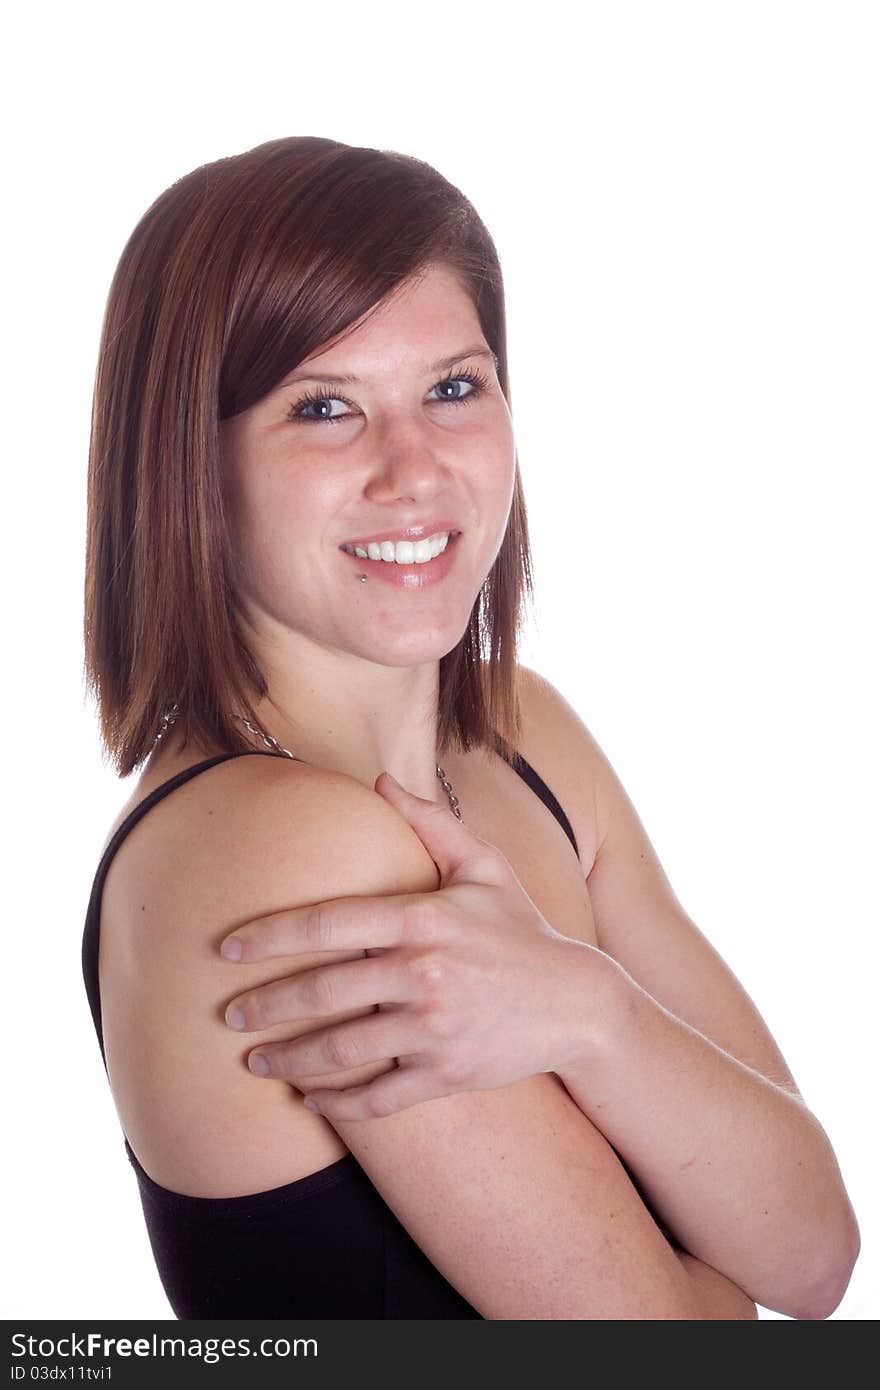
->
[220,937,243,960]
[225,1005,246,1030]
[249,1053,270,1076]
[303,1098,321,1113]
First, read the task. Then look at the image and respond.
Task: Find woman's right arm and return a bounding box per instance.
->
[103,755,757,1319]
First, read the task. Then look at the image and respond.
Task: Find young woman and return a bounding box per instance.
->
[82,135,859,1320]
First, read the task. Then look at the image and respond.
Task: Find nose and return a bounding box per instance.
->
[362,414,452,505]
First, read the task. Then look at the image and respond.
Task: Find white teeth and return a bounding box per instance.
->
[346,532,453,564]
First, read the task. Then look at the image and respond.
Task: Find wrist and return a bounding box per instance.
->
[552,936,635,1072]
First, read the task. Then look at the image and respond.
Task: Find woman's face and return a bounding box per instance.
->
[221,262,517,669]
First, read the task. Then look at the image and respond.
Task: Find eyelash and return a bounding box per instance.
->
[284,366,492,426]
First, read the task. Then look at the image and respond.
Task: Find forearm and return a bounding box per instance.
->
[557,949,858,1319]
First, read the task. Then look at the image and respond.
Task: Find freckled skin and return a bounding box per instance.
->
[220,263,517,679]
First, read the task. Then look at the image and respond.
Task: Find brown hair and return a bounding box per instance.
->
[83,135,535,778]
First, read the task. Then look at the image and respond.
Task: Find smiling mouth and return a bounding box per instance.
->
[340,530,459,565]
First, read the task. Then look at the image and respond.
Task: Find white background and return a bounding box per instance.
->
[3,0,876,1320]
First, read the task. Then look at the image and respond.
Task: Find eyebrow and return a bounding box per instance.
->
[278,345,499,389]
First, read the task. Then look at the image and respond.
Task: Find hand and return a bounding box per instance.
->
[219,771,601,1120]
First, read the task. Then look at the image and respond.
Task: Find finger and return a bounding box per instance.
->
[375,772,503,883]
[246,1008,425,1082]
[225,955,413,1031]
[302,1063,454,1121]
[220,892,420,962]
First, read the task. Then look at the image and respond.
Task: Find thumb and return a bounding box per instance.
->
[374,770,483,880]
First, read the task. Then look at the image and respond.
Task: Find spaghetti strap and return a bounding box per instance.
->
[497,748,580,859]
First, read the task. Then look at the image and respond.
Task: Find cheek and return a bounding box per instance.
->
[483,425,519,553]
[230,452,341,545]
[469,416,517,507]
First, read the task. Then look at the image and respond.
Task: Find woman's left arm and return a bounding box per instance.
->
[540,679,860,1320]
[220,674,861,1319]
[556,947,858,1319]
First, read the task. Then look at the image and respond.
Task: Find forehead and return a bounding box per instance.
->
[290,264,485,381]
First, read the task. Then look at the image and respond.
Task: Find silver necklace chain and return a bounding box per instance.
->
[154,704,463,821]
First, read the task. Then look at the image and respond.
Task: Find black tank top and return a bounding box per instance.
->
[81,749,580,1319]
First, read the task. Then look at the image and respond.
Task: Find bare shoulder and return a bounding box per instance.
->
[100,749,701,1317]
[110,751,440,918]
[99,754,439,1198]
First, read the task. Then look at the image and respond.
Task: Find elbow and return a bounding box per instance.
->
[788,1211,861,1321]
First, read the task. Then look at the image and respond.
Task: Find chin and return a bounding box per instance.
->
[347,620,469,669]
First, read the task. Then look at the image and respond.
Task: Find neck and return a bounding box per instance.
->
[241,639,449,807]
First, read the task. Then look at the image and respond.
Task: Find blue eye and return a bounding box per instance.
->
[428,371,486,404]
[286,391,353,424]
[285,366,492,426]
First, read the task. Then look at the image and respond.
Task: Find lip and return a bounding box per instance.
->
[341,531,462,589]
[340,520,461,548]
